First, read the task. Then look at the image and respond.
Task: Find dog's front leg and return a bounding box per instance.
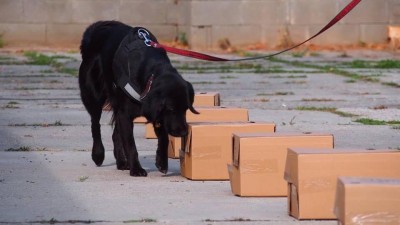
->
[116,113,147,177]
[154,125,168,174]
[112,120,129,170]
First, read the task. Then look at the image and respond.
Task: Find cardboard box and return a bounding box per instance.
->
[284,148,400,220]
[193,92,220,107]
[180,122,275,180]
[228,133,334,197]
[147,107,249,139]
[334,177,400,225]
[133,92,220,123]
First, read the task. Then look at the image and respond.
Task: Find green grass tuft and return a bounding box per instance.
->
[347,59,400,69]
[23,51,78,76]
[24,51,56,65]
[382,82,400,88]
[78,176,89,182]
[354,118,400,125]
[0,35,4,48]
[5,146,32,152]
[123,218,157,223]
[8,120,67,127]
[295,106,356,117]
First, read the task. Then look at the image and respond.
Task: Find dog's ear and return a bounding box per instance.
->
[186,81,199,114]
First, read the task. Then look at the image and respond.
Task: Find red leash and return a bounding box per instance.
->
[142,0,362,61]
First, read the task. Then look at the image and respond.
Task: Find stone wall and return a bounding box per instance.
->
[0,0,398,49]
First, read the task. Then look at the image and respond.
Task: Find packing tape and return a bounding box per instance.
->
[191,147,222,159]
[299,178,333,193]
[350,212,400,224]
[240,159,279,174]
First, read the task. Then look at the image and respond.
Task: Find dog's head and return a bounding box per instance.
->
[141,73,198,137]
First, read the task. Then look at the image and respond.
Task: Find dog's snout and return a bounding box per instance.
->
[170,128,188,137]
[168,123,188,137]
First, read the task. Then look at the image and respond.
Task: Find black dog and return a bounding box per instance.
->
[78,21,198,176]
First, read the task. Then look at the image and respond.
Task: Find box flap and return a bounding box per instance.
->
[227,164,241,196]
[233,134,241,167]
[214,93,220,106]
[334,177,346,222]
[168,135,175,149]
[167,137,174,158]
[184,127,192,153]
[288,184,300,218]
[284,148,299,184]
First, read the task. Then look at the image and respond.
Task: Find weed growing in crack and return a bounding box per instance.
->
[23,51,77,76]
[8,120,68,127]
[301,98,335,102]
[257,92,294,96]
[347,59,400,69]
[220,75,237,79]
[123,218,157,223]
[295,106,357,117]
[268,57,383,84]
[5,146,32,152]
[3,101,20,109]
[78,176,89,182]
[382,82,400,88]
[5,146,49,152]
[354,118,400,126]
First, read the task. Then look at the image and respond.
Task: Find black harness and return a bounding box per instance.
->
[112,28,154,102]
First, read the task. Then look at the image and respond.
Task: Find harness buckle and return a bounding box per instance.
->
[138,28,151,47]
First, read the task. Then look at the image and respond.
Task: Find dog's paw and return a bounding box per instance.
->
[92,152,105,166]
[116,160,129,170]
[155,156,168,174]
[130,168,148,177]
[92,142,105,166]
[156,164,168,174]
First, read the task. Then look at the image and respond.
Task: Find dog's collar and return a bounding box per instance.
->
[116,75,154,102]
[140,75,154,100]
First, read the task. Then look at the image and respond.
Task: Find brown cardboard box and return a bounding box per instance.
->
[193,92,220,107]
[284,148,400,220]
[180,122,275,180]
[134,92,220,123]
[228,133,334,197]
[147,107,249,139]
[334,177,400,225]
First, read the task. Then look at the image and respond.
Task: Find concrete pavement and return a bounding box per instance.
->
[1,49,400,224]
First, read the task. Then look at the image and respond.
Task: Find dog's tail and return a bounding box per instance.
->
[80,22,98,60]
[80,21,123,60]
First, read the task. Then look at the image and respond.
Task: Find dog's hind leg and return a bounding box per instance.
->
[89,106,105,166]
[79,59,106,166]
